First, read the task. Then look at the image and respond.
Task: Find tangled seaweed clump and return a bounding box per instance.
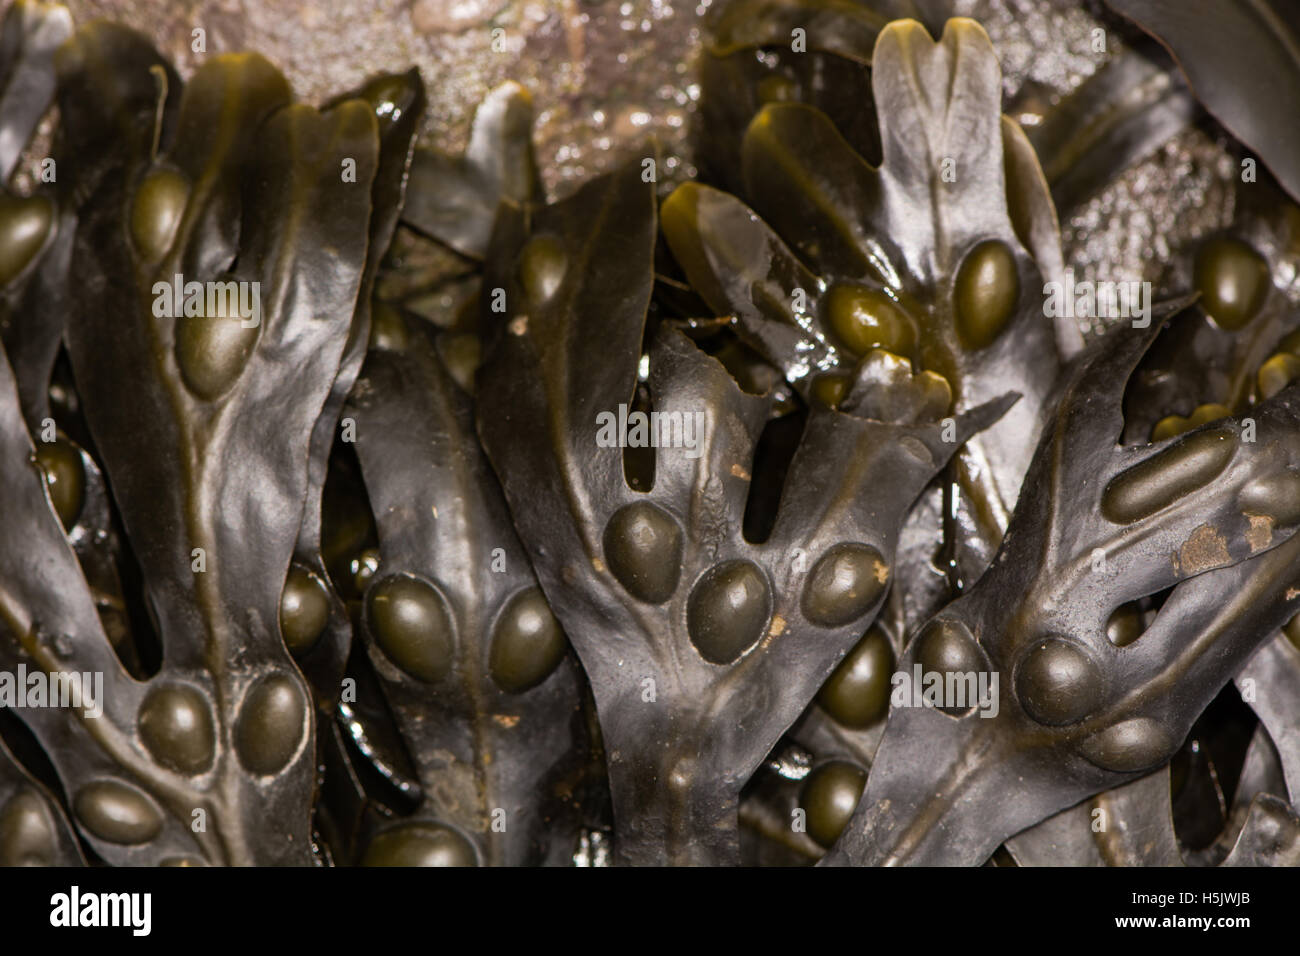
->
[0,0,1298,868]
